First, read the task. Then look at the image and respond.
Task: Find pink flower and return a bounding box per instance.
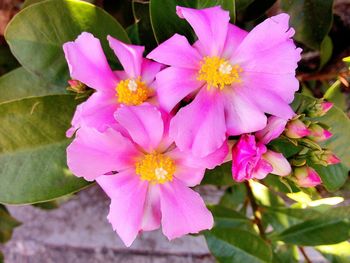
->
[294,166,321,188]
[285,119,310,139]
[63,32,162,136]
[231,117,291,182]
[147,6,301,157]
[67,105,228,246]
[308,124,332,142]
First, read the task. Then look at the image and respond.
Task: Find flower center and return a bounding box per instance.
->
[135,152,176,184]
[197,56,242,90]
[116,77,150,106]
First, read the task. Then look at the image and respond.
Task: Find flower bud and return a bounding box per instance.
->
[294,166,321,187]
[67,79,86,93]
[307,124,332,142]
[310,150,340,166]
[306,101,333,117]
[285,119,310,139]
[262,150,291,176]
[256,116,287,144]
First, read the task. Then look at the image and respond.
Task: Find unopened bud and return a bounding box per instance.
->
[294,166,321,188]
[67,79,86,93]
[307,124,332,142]
[311,150,341,166]
[306,100,333,118]
[285,119,310,139]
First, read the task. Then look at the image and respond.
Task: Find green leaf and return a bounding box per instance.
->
[316,241,350,263]
[237,0,276,21]
[219,184,247,210]
[272,244,299,263]
[205,228,272,263]
[0,205,21,243]
[5,0,129,86]
[0,67,66,104]
[22,0,45,8]
[202,162,234,186]
[272,218,350,246]
[132,1,157,51]
[209,205,254,230]
[150,0,236,44]
[281,0,333,50]
[319,35,333,68]
[313,163,349,192]
[0,95,90,204]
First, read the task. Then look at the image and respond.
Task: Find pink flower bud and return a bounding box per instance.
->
[294,166,321,188]
[323,150,341,165]
[306,101,333,117]
[308,124,332,142]
[256,116,287,144]
[262,150,291,176]
[67,79,86,93]
[285,119,310,139]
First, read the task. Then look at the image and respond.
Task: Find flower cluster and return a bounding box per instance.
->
[62,6,329,246]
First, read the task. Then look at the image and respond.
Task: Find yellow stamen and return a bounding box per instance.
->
[135,153,176,184]
[197,56,242,90]
[116,77,150,105]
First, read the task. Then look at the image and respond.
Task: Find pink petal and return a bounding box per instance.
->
[256,116,287,144]
[252,159,273,180]
[242,71,299,103]
[165,149,205,187]
[67,127,139,181]
[223,89,267,136]
[147,34,202,69]
[63,32,118,91]
[141,185,161,231]
[170,89,226,157]
[176,6,229,56]
[222,24,248,59]
[242,87,295,120]
[160,179,213,240]
[167,142,229,171]
[114,104,164,152]
[155,67,202,112]
[107,35,144,78]
[263,150,291,176]
[96,170,148,247]
[69,91,117,133]
[140,59,163,86]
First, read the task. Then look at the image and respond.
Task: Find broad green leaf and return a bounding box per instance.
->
[237,0,276,21]
[132,1,157,51]
[22,0,45,8]
[313,163,349,192]
[205,228,272,263]
[209,205,254,230]
[281,0,333,49]
[272,218,350,246]
[219,184,247,210]
[5,0,129,86]
[202,162,234,186]
[0,67,65,104]
[272,244,299,263]
[0,95,90,204]
[317,242,350,263]
[0,205,21,243]
[150,0,235,43]
[319,35,333,68]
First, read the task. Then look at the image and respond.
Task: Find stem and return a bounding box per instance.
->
[244,181,266,240]
[299,247,312,263]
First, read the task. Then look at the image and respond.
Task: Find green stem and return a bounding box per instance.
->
[244,181,266,240]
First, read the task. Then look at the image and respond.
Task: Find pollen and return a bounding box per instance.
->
[135,152,176,184]
[197,56,242,90]
[116,77,150,105]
